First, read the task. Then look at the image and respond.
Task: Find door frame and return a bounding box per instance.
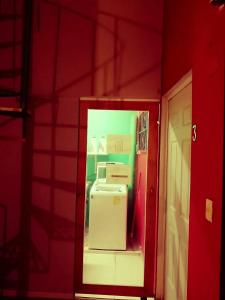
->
[156,70,192,300]
[74,97,160,298]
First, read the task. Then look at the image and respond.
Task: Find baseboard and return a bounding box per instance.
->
[75,294,139,300]
[1,290,155,300]
[2,289,72,299]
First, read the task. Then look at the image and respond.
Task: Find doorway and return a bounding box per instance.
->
[74,98,159,297]
[161,73,192,300]
[84,109,146,287]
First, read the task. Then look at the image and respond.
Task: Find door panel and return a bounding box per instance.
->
[167,228,178,299]
[180,139,191,218]
[165,83,192,300]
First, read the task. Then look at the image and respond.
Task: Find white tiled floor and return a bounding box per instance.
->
[83,250,144,286]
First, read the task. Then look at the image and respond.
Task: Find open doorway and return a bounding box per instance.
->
[83,109,148,287]
[74,98,159,297]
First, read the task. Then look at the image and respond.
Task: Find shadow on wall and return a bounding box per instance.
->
[0,0,162,296]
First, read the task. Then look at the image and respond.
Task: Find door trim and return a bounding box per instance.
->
[156,70,192,300]
[80,97,160,103]
[74,98,159,297]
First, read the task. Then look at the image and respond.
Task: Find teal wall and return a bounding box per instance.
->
[87,110,137,182]
[85,109,137,228]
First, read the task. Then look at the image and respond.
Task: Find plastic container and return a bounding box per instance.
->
[98,136,106,154]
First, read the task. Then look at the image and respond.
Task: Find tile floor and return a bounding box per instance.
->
[83,250,144,286]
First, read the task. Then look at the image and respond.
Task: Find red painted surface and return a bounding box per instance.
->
[1,0,223,298]
[163,0,225,299]
[0,0,163,296]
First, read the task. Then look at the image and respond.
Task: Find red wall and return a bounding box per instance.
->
[163,0,225,299]
[0,0,163,297]
[95,0,163,98]
[2,0,224,298]
[29,0,96,295]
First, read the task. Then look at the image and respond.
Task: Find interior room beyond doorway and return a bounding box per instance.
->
[82,109,150,287]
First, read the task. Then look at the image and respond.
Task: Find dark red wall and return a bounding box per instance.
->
[163,0,225,299]
[1,0,224,298]
[29,0,96,295]
[0,0,163,297]
[28,0,224,297]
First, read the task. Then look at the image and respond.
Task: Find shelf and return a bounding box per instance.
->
[87,152,108,155]
[0,107,29,118]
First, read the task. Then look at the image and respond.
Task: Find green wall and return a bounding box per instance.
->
[85,109,137,228]
[87,110,137,182]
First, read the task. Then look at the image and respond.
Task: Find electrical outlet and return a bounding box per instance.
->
[205,198,213,223]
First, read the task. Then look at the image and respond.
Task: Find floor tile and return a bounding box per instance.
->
[115,254,144,286]
[83,252,115,284]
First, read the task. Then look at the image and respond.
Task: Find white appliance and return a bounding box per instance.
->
[88,180,128,250]
[96,161,124,180]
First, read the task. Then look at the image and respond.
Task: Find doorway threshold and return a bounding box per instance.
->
[75,294,154,300]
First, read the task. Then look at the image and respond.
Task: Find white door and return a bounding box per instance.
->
[165,82,192,300]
